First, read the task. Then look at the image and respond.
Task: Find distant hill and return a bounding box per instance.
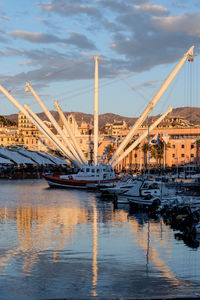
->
[4,111,137,128]
[0,115,17,127]
[4,107,200,128]
[168,107,200,124]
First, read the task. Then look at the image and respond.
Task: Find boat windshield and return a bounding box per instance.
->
[149,183,159,189]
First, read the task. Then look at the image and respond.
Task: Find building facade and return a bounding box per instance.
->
[1,112,200,170]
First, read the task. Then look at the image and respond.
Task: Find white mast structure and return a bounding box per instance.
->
[24,105,82,168]
[54,100,88,165]
[0,85,82,168]
[93,56,99,166]
[109,45,194,167]
[112,106,173,168]
[25,82,83,166]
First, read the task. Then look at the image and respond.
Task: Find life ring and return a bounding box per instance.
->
[69,175,73,180]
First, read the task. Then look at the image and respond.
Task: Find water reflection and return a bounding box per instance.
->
[91,201,98,297]
[0,180,200,299]
[128,212,181,287]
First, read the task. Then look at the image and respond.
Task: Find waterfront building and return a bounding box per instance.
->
[1,112,200,171]
[103,120,128,136]
[111,116,200,172]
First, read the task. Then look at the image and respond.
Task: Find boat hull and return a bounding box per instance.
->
[128,196,161,210]
[43,174,119,189]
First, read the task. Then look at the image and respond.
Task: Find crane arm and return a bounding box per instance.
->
[25,82,83,166]
[0,84,82,168]
[54,101,88,165]
[109,45,194,166]
[24,105,82,168]
[112,106,173,168]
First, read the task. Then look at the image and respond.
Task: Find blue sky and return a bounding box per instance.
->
[0,0,200,117]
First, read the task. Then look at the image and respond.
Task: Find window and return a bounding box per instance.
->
[173,145,175,148]
[172,154,175,158]
[181,154,185,157]
[181,145,185,148]
[191,144,194,149]
[191,154,194,158]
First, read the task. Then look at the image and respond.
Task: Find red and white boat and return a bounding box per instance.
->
[43,164,119,189]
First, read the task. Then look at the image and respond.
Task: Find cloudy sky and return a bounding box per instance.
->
[0,0,200,117]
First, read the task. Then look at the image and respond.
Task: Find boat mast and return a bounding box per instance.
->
[93,56,99,166]
[109,45,194,167]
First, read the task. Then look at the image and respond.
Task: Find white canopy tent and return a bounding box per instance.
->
[0,148,34,165]
[0,147,69,166]
[0,156,13,164]
[16,148,63,165]
[37,151,70,165]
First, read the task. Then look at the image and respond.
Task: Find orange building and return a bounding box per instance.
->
[98,121,200,171]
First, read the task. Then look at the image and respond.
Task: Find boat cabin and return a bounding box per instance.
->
[77,165,116,180]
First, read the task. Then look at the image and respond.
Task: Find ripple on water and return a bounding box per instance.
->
[0,179,199,299]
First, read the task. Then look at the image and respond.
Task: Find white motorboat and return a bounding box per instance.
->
[100,176,137,197]
[118,180,176,210]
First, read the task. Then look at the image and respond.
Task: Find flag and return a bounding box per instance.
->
[162,132,169,144]
[150,133,159,145]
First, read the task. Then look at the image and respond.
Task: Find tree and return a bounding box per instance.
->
[141,142,149,170]
[150,142,163,167]
[151,141,170,168]
[104,144,115,160]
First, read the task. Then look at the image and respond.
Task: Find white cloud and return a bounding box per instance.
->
[39,0,101,18]
[153,13,200,37]
[10,30,62,43]
[134,3,168,15]
[9,30,96,49]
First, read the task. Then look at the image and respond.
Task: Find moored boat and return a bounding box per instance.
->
[43,164,119,189]
[121,180,161,210]
[99,176,136,197]
[128,194,161,210]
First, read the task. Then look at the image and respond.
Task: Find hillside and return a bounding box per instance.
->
[168,107,200,124]
[0,115,17,127]
[4,107,200,128]
[4,111,137,128]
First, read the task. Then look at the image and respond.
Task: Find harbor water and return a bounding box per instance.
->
[0,179,200,299]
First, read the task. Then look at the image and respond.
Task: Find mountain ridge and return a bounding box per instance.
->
[3,107,200,128]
